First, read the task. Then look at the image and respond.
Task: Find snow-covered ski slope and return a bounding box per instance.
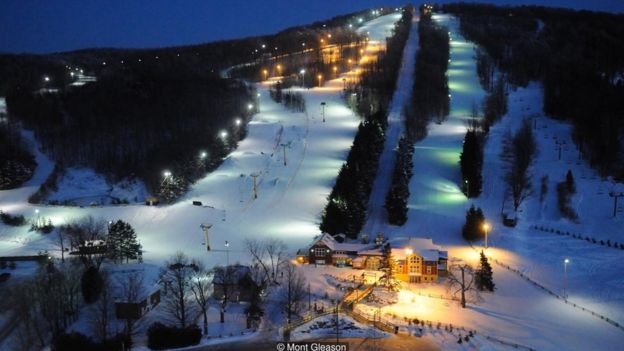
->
[363,13,419,235]
[0,13,403,266]
[361,13,623,350]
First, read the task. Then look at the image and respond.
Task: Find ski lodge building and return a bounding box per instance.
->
[297,233,448,283]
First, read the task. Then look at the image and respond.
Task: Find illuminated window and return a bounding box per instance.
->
[426,266,432,275]
[314,248,327,257]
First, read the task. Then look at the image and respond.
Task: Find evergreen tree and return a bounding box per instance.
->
[108,220,141,264]
[158,175,188,204]
[475,251,495,291]
[381,242,400,291]
[81,266,103,304]
[385,136,414,225]
[565,170,576,194]
[461,205,485,241]
[460,130,484,198]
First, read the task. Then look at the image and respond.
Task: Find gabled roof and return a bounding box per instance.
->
[390,237,447,262]
[310,233,372,252]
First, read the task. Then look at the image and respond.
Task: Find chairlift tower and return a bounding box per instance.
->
[200,223,213,251]
[250,173,260,199]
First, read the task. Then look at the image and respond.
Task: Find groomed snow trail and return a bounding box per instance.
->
[361,13,623,351]
[0,13,403,268]
[363,14,419,236]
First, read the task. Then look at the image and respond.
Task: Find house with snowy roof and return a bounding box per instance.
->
[299,233,373,267]
[390,237,448,283]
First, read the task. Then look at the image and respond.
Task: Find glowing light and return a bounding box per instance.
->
[483,223,490,231]
[43,76,50,82]
[235,118,242,126]
[199,151,207,159]
[220,130,228,138]
[247,104,254,110]
[405,248,413,255]
[163,170,171,177]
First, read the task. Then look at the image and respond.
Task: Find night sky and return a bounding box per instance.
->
[1,0,623,54]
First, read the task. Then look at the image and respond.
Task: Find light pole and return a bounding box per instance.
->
[199,151,208,172]
[608,191,624,218]
[300,69,306,87]
[482,222,490,249]
[225,241,230,266]
[317,74,323,87]
[464,179,470,197]
[563,258,569,299]
[280,143,288,166]
[320,102,327,122]
[250,173,260,199]
[333,66,338,78]
[276,64,282,76]
[161,170,172,186]
[262,69,268,81]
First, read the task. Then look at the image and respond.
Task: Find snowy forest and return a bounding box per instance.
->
[443,3,624,180]
[0,10,378,199]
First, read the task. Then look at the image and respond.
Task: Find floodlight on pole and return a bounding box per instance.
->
[563,258,570,299]
[483,222,490,249]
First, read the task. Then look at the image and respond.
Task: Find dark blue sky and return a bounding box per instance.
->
[1,0,623,54]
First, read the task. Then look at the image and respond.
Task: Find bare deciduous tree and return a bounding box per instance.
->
[213,265,238,323]
[116,271,145,339]
[190,260,212,335]
[446,263,477,308]
[280,262,307,324]
[61,216,108,269]
[90,270,113,342]
[159,252,195,328]
[244,238,287,285]
[10,259,83,351]
[501,120,537,211]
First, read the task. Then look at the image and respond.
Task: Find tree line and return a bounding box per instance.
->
[7,67,254,201]
[383,5,451,224]
[0,8,382,200]
[405,6,450,140]
[320,6,414,239]
[444,3,624,180]
[0,121,36,189]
